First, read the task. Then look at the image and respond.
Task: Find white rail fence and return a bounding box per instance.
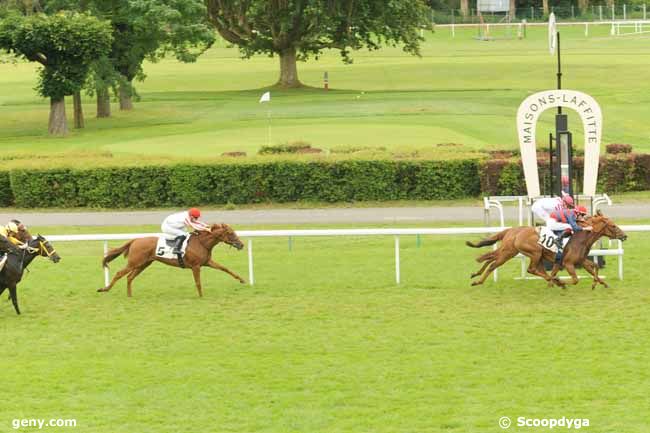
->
[46,225,650,286]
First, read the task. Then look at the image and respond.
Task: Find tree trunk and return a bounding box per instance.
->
[277,47,302,88]
[119,81,133,110]
[460,0,469,17]
[48,97,68,136]
[509,0,516,19]
[578,0,589,13]
[543,0,549,15]
[73,91,84,129]
[96,88,111,118]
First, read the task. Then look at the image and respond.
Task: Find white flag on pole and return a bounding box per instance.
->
[548,12,557,55]
[259,91,271,103]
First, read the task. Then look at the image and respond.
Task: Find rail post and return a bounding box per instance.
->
[248,239,254,285]
[395,236,401,284]
[103,241,110,287]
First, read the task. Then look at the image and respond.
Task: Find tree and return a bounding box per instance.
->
[98,0,215,110]
[0,12,112,135]
[206,0,429,88]
[41,0,215,112]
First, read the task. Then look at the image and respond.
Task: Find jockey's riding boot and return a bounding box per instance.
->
[172,235,186,255]
[173,235,186,268]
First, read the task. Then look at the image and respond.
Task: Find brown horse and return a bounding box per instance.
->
[98,224,245,297]
[466,226,560,286]
[466,211,626,288]
[548,211,627,289]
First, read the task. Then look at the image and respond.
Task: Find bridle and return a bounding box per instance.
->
[26,239,57,258]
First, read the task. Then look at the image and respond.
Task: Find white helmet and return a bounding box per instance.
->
[6,222,18,233]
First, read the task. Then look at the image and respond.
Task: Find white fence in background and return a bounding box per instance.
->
[46,225,650,286]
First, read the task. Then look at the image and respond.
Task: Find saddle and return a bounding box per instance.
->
[155,236,190,260]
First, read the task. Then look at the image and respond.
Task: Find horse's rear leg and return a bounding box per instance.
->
[471,250,517,286]
[98,267,132,293]
[582,259,608,289]
[126,262,153,297]
[8,284,19,315]
[471,259,493,279]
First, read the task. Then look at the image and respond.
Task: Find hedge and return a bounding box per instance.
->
[6,160,481,208]
[4,154,650,208]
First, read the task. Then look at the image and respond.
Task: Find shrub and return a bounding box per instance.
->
[606,143,633,154]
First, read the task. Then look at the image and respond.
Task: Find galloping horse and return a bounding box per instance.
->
[99,224,245,297]
[466,211,626,288]
[0,235,61,315]
[548,212,627,288]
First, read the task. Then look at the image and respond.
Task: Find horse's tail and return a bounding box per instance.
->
[465,229,508,248]
[102,240,135,268]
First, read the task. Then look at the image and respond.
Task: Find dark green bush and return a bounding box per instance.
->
[6,153,650,208]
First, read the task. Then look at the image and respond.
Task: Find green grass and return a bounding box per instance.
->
[2,221,650,432]
[1,24,650,167]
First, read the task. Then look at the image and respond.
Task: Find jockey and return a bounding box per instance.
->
[547,206,592,262]
[531,192,574,223]
[161,208,211,255]
[0,220,27,269]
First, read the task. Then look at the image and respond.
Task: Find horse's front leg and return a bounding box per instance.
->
[205,259,245,284]
[582,259,609,289]
[191,266,203,297]
[547,262,566,288]
[564,263,580,285]
[8,284,19,315]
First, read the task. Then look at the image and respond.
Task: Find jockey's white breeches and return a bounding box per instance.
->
[531,201,552,222]
[161,222,186,240]
[545,218,573,232]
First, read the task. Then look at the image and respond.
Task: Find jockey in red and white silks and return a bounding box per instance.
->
[531,193,574,223]
[162,208,210,240]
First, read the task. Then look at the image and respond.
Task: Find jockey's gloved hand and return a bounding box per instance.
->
[17,243,29,249]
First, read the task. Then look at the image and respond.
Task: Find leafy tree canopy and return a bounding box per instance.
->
[0,11,112,99]
[206,0,429,87]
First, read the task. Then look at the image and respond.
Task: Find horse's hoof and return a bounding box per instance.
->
[239,279,246,284]
[471,282,480,287]
[97,288,104,292]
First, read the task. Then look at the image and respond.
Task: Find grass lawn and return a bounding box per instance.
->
[0,24,649,167]
[1,221,649,432]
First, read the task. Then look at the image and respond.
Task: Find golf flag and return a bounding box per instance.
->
[259,91,271,103]
[548,12,557,55]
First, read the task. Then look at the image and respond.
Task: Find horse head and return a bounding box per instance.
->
[207,224,244,250]
[31,234,61,263]
[589,210,627,242]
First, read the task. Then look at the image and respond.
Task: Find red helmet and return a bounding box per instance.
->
[575,205,588,216]
[562,194,574,207]
[188,208,201,218]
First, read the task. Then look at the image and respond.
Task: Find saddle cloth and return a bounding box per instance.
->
[536,226,569,253]
[155,236,190,259]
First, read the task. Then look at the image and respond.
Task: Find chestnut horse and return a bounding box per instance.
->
[98,224,245,297]
[548,212,626,288]
[466,211,626,288]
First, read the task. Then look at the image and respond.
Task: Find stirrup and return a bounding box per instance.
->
[177,253,185,269]
[0,254,7,272]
